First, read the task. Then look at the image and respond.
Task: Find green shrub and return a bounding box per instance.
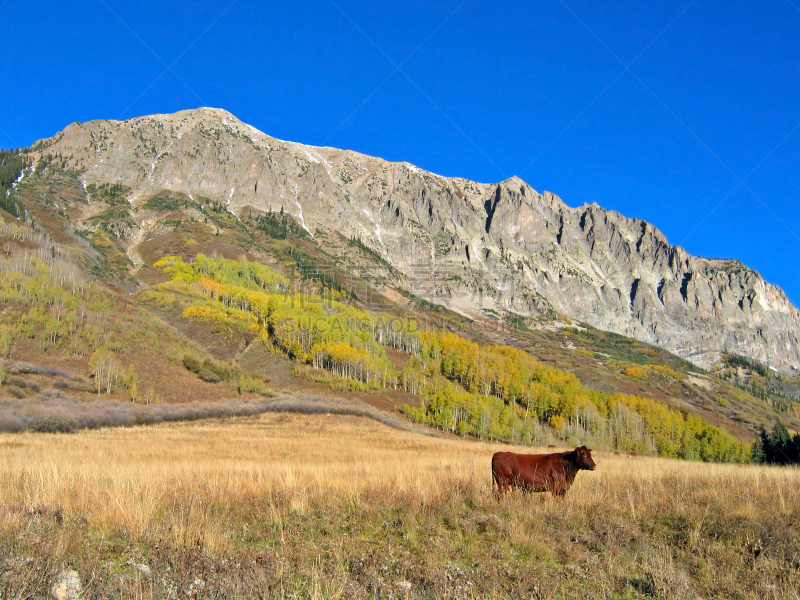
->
[198,368,221,383]
[183,355,203,373]
[182,353,236,384]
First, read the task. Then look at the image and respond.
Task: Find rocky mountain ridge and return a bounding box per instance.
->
[28,107,800,369]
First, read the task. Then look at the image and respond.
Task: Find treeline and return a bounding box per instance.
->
[348,236,394,270]
[282,246,349,295]
[752,421,800,465]
[726,353,770,377]
[0,245,110,357]
[0,226,205,397]
[0,248,91,355]
[157,255,751,462]
[86,182,130,205]
[253,210,309,240]
[158,253,287,292]
[400,332,750,462]
[156,255,420,386]
[0,149,30,219]
[0,245,142,397]
[309,341,397,387]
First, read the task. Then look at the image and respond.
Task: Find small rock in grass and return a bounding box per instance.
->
[474,513,504,533]
[51,569,81,600]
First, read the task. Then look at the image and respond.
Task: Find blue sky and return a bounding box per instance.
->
[2,0,799,305]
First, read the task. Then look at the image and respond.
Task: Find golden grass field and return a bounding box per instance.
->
[1,413,799,599]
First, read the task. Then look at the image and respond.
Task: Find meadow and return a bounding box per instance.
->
[0,413,798,599]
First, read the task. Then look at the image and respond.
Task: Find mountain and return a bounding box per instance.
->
[28,107,800,369]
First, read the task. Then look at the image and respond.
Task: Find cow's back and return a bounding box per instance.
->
[492,451,574,495]
[493,451,551,491]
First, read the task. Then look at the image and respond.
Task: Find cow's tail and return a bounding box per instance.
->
[491,454,502,500]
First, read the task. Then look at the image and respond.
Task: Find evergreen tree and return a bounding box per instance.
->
[751,428,767,463]
[771,421,791,465]
[754,421,800,465]
[790,433,800,464]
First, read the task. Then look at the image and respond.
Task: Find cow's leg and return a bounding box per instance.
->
[495,479,514,501]
[506,482,515,496]
[492,472,505,501]
[502,480,515,500]
[493,466,516,501]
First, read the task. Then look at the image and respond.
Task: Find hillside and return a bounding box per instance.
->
[1,135,799,449]
[22,107,800,371]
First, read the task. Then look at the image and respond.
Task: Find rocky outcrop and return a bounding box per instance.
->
[32,108,800,368]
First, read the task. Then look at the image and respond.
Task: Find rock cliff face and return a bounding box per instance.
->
[33,108,800,368]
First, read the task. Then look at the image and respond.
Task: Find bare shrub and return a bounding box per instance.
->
[0,393,432,435]
[5,361,70,378]
[6,385,25,399]
[4,375,39,392]
[4,376,28,388]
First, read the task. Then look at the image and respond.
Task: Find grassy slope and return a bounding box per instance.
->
[1,413,798,599]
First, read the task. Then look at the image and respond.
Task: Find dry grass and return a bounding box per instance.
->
[1,413,799,599]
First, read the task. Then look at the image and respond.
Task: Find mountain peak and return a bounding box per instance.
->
[174,106,236,120]
[28,108,800,368]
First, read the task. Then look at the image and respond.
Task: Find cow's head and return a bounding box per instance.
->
[568,446,596,470]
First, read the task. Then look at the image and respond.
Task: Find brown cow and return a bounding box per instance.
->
[492,446,596,498]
